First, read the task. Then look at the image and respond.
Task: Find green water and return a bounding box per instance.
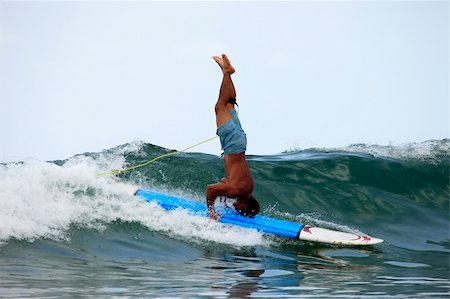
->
[1,140,449,298]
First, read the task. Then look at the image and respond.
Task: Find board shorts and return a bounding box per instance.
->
[216,108,247,154]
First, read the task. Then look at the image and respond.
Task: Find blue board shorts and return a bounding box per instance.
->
[216,108,247,154]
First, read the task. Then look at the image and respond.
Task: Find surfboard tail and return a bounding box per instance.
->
[297,225,383,245]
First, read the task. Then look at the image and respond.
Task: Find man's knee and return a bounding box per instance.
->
[214,103,226,114]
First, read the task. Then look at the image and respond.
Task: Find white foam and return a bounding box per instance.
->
[0,155,135,243]
[287,139,449,161]
[0,150,265,247]
[134,202,266,247]
[336,139,449,161]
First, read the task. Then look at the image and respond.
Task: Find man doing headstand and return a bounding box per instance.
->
[206,54,260,220]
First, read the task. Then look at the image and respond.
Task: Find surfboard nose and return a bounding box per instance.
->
[298,226,384,246]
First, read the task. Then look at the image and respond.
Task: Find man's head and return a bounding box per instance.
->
[233,195,260,217]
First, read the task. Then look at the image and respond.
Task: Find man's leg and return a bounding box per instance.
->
[213,54,236,127]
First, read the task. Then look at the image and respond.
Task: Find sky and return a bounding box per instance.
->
[1,1,448,162]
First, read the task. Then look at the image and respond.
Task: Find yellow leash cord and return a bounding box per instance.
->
[96,135,218,177]
[95,106,239,177]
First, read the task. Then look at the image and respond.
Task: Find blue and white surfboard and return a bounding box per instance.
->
[134,189,383,246]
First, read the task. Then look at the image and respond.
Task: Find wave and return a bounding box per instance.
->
[0,147,265,247]
[0,139,448,252]
[284,139,449,162]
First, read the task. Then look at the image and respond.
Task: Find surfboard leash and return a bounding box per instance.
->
[95,135,218,177]
[96,104,239,177]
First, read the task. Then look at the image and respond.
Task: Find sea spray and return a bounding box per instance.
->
[0,151,265,247]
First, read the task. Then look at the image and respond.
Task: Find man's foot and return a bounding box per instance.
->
[213,54,235,75]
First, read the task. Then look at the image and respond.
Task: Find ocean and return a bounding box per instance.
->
[1,139,449,298]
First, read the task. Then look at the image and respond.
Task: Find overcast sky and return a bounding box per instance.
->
[1,1,448,162]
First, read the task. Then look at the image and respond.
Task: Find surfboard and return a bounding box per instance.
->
[134,189,383,246]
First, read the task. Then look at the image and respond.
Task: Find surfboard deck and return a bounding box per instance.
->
[134,189,383,246]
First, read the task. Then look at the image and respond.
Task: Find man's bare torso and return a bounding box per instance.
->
[223,153,254,196]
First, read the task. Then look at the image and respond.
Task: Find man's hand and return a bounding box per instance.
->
[206,184,219,220]
[208,209,220,221]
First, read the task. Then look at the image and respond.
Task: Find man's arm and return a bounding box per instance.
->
[206,182,240,219]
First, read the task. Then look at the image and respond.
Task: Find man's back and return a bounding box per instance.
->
[224,153,254,196]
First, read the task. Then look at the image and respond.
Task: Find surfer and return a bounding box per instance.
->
[206,54,260,220]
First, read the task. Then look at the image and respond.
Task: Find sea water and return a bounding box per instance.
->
[1,140,449,298]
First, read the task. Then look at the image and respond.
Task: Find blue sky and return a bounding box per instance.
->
[1,1,448,162]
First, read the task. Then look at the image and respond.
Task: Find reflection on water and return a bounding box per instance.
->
[1,229,449,298]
